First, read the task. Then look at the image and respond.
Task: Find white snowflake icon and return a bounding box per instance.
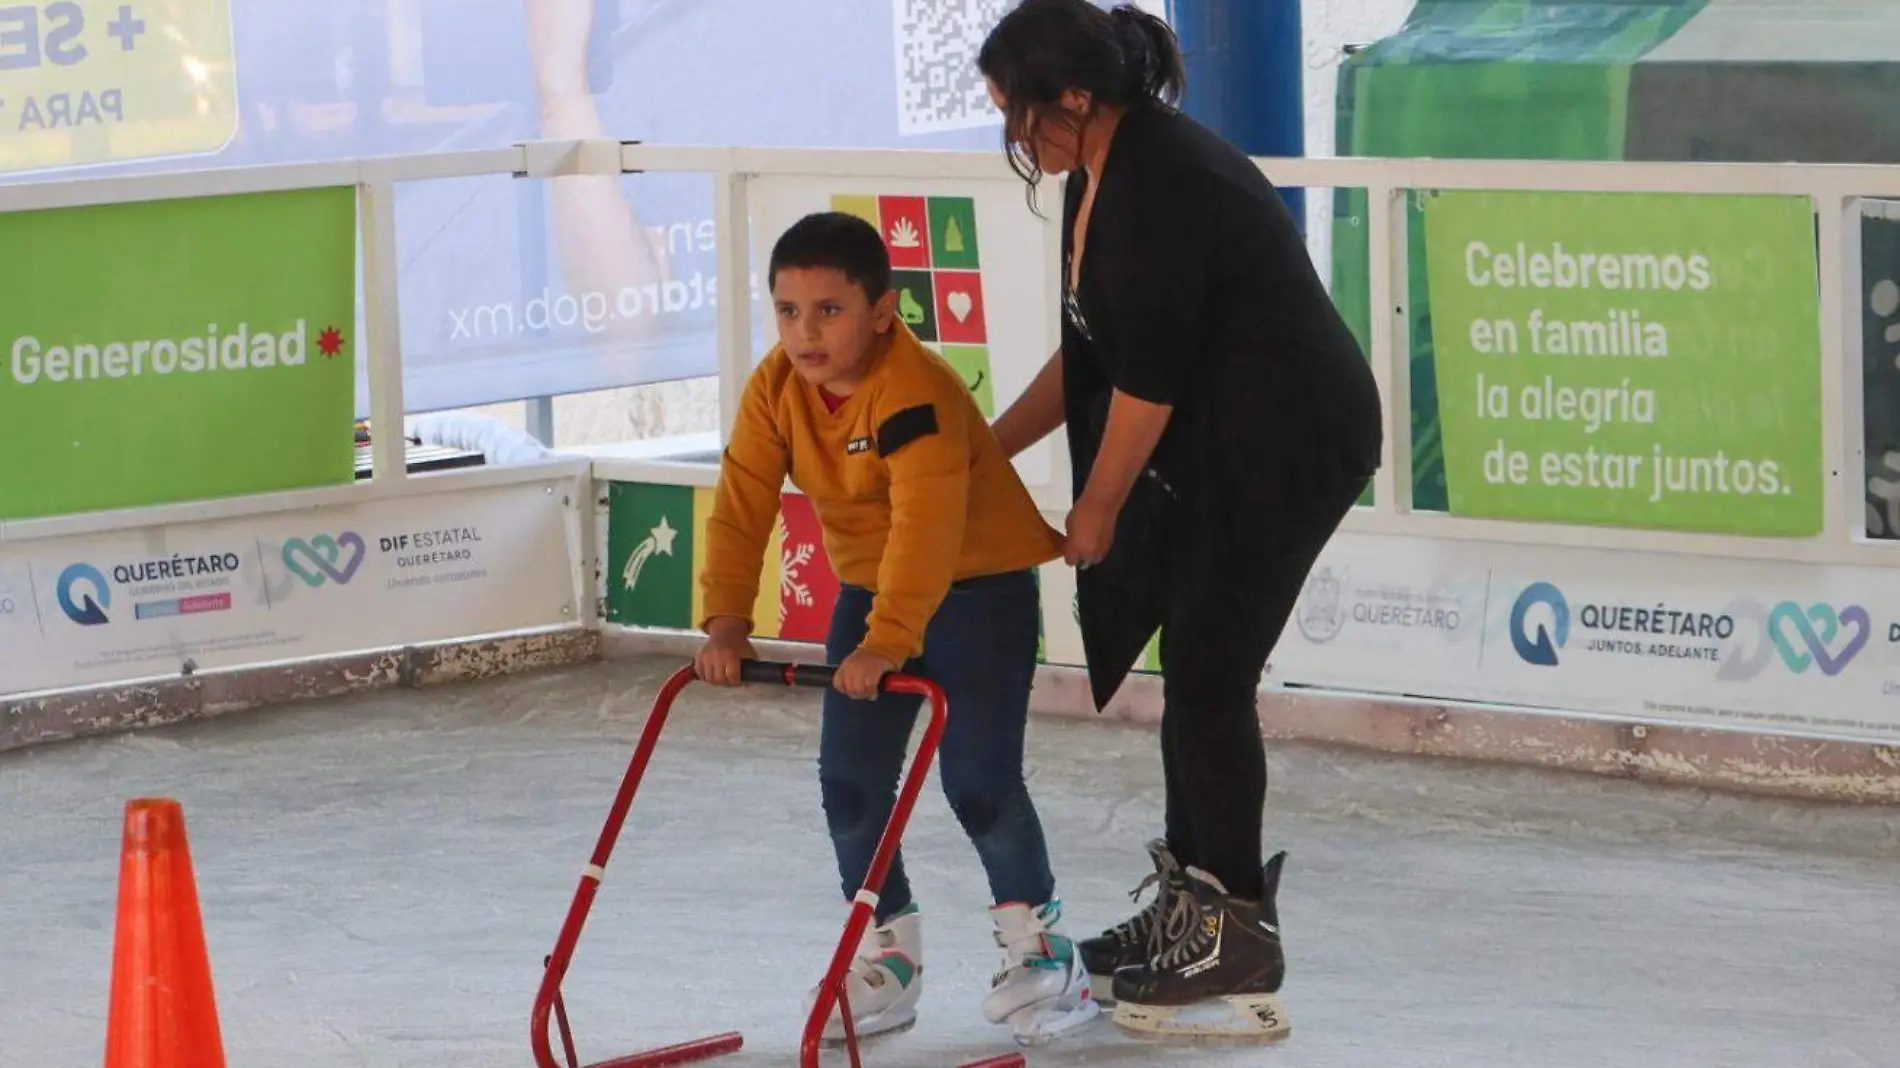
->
[781,540,816,621]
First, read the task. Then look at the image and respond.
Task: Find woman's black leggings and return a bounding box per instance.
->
[1156,476,1366,901]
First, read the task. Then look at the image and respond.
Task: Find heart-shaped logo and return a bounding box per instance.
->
[946,290,974,322]
[283,532,367,588]
[1767,601,1870,676]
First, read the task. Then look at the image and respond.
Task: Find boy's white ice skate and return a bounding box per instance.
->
[982,899,1101,1046]
[807,904,924,1044]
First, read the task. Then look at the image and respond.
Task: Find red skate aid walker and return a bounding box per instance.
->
[532,659,1026,1068]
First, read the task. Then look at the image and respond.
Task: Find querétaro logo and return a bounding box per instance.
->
[1294,566,1347,644]
[56,563,111,626]
[1509,582,1570,667]
[283,532,367,587]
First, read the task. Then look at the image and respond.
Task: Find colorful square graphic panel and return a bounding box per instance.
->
[830,192,993,413]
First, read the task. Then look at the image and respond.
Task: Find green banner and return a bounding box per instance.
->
[1422,190,1822,535]
[1331,0,1714,512]
[0,187,357,520]
[605,481,696,628]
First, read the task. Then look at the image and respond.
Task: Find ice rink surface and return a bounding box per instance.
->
[5,656,1899,1068]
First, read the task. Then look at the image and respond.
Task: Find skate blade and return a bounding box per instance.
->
[1006,996,1103,1047]
[1110,993,1291,1045]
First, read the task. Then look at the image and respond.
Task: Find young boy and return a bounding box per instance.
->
[694,212,1097,1046]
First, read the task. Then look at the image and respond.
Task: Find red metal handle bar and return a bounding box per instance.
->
[738,658,843,688]
[532,665,743,1068]
[530,661,1022,1068]
[796,671,1024,1068]
[698,662,1021,1066]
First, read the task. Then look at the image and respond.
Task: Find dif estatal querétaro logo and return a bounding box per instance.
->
[283,524,485,590]
[50,522,490,626]
[1507,581,1873,678]
[282,533,367,587]
[54,551,242,626]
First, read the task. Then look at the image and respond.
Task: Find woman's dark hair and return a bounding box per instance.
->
[977,0,1186,194]
[768,211,892,302]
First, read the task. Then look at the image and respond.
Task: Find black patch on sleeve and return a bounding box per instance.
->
[875,403,939,458]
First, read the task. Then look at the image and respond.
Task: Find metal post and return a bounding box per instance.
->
[1170,0,1306,233]
[713,172,754,443]
[360,179,409,483]
[522,177,556,446]
[527,396,557,446]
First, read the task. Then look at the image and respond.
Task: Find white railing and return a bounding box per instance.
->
[1,139,1891,575]
[0,144,530,547]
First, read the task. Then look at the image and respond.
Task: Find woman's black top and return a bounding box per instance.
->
[1059,101,1383,705]
[1060,100,1382,510]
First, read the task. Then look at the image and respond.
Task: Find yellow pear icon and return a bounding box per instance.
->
[898,287,927,325]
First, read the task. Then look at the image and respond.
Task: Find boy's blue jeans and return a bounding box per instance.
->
[819,569,1056,924]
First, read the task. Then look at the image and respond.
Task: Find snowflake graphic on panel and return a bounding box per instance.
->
[781,538,816,620]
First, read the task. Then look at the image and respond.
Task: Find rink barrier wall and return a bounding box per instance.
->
[0,630,599,754]
[5,140,1900,804]
[599,628,1900,806]
[13,616,1895,806]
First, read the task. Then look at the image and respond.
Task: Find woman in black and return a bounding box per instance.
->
[980,0,1383,1042]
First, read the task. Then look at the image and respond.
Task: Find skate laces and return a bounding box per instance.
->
[1149,888,1217,969]
[1110,844,1184,946]
[1107,872,1168,945]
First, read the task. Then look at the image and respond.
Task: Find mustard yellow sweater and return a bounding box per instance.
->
[700,325,1063,663]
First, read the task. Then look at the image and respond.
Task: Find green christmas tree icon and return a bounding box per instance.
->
[944,216,966,255]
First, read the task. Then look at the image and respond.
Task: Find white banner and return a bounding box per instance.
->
[748,173,1060,496]
[0,476,581,696]
[1273,534,1494,699]
[1273,530,1900,743]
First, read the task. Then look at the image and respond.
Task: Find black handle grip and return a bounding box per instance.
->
[738,660,841,689]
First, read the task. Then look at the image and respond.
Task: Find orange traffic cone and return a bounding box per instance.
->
[103,799,227,1068]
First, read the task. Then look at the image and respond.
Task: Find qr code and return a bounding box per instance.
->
[894,0,1010,136]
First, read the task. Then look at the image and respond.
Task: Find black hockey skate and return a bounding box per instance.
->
[1075,839,1186,1003]
[1108,853,1290,1043]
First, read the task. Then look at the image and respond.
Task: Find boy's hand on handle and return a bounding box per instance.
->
[835,649,897,700]
[696,617,757,687]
